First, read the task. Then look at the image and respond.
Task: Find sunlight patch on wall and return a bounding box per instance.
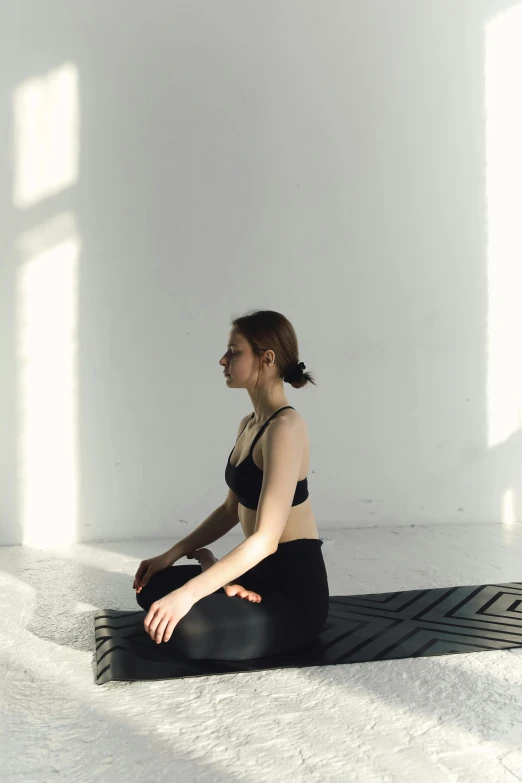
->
[485,5,522,449]
[12,62,79,209]
[501,487,517,525]
[16,214,80,547]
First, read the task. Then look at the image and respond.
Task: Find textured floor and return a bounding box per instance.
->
[2,524,522,783]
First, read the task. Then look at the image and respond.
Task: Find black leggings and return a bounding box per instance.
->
[135,538,329,661]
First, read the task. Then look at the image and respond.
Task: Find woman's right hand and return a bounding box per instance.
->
[133,551,177,594]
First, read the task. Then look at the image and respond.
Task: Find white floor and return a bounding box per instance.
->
[1,523,522,783]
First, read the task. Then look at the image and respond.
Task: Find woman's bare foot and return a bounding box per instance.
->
[224,583,262,602]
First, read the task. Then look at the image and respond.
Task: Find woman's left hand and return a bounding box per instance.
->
[144,588,195,644]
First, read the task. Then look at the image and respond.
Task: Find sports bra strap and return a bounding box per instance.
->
[249,406,295,453]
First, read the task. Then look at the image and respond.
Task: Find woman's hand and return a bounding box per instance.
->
[144,588,195,644]
[134,550,177,594]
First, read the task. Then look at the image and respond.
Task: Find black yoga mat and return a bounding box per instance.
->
[95,581,522,684]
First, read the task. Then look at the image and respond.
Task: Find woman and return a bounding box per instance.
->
[134,309,330,661]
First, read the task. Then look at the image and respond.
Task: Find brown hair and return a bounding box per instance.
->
[231,309,317,391]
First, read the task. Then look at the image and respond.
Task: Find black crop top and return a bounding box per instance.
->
[225,405,309,511]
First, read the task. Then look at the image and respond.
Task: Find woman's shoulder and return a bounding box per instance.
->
[284,406,305,421]
[240,407,306,429]
[275,407,307,432]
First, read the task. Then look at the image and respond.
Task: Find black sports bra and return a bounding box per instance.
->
[225,405,309,511]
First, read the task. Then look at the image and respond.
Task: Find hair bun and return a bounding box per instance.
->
[284,362,306,383]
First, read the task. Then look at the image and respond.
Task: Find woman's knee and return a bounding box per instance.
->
[134,572,165,609]
[134,567,177,609]
[135,587,152,610]
[135,565,200,611]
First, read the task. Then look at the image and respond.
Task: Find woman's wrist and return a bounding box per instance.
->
[166,543,185,562]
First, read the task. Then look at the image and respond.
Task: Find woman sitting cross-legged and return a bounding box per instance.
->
[134,309,330,662]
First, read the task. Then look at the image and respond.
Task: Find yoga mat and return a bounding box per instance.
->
[95,581,522,684]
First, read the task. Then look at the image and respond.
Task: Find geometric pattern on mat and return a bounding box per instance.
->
[95,582,522,684]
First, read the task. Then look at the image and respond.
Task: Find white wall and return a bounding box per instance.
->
[1,0,521,547]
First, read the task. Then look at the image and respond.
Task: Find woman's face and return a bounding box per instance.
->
[219,332,253,385]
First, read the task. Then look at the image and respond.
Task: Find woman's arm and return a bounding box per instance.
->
[188,548,231,587]
[180,533,274,603]
[169,503,238,560]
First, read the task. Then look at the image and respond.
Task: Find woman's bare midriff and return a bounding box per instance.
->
[229,409,320,544]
